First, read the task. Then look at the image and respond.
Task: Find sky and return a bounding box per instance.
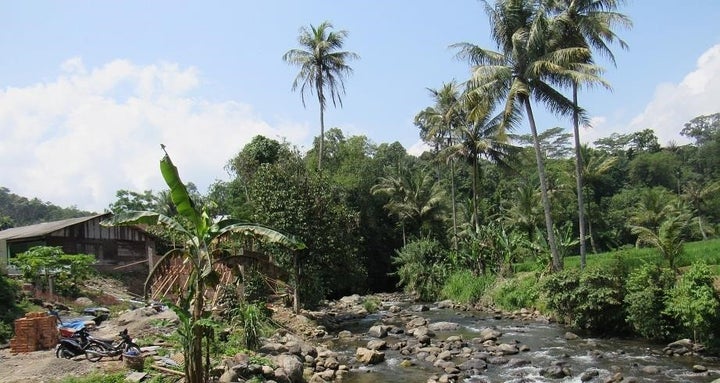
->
[1,1,719,213]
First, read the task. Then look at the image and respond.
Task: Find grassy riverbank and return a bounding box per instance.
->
[515,238,720,274]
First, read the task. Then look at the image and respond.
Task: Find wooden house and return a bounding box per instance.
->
[0,213,156,275]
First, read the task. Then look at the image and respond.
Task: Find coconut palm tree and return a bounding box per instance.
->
[549,0,631,268]
[446,92,519,231]
[371,166,447,245]
[415,81,463,248]
[453,0,606,271]
[283,21,359,171]
[681,180,720,240]
[579,144,617,252]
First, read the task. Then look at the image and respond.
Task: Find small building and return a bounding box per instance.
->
[0,213,156,275]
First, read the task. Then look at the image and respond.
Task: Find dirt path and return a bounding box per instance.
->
[0,349,124,383]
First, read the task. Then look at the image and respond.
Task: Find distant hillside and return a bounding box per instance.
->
[0,186,96,229]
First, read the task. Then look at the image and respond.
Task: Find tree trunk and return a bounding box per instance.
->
[572,84,588,269]
[472,155,479,230]
[523,98,562,271]
[187,281,205,383]
[318,102,325,171]
[449,131,458,250]
[293,251,300,314]
[698,215,707,240]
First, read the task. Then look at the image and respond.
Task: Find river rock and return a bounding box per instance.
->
[74,297,94,307]
[478,327,502,342]
[436,299,454,309]
[368,325,389,338]
[579,369,599,381]
[339,294,363,305]
[260,342,288,355]
[506,358,531,368]
[410,304,430,312]
[428,321,461,331]
[565,331,580,340]
[641,365,661,374]
[541,365,570,379]
[366,339,387,350]
[389,305,402,313]
[337,330,352,338]
[356,347,385,365]
[693,364,708,373]
[407,317,428,328]
[496,343,519,355]
[309,369,335,382]
[459,358,487,371]
[273,354,304,383]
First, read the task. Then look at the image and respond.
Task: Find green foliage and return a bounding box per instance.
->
[624,263,676,340]
[392,238,449,302]
[250,155,364,305]
[664,262,720,342]
[232,303,272,350]
[11,246,95,297]
[0,187,94,227]
[362,296,381,313]
[103,151,303,383]
[0,275,21,343]
[491,274,540,311]
[51,372,127,383]
[441,270,495,304]
[631,198,691,271]
[543,258,629,334]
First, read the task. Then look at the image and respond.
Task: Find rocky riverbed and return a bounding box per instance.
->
[230,292,720,383]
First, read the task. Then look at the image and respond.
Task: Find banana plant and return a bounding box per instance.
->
[102,148,305,383]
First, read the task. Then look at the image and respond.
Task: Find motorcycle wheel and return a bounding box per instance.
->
[56,345,74,359]
[85,343,105,362]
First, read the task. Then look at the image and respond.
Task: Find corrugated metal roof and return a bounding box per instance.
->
[0,213,110,240]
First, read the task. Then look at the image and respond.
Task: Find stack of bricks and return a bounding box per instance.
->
[9,312,59,353]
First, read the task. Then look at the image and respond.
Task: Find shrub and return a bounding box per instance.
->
[0,275,21,343]
[362,296,381,313]
[491,273,540,311]
[392,238,449,302]
[233,303,272,350]
[664,262,720,343]
[624,263,676,340]
[543,258,629,334]
[442,270,495,304]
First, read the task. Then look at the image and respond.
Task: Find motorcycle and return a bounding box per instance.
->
[55,327,91,359]
[84,328,141,362]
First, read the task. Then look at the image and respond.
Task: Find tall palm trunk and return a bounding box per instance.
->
[472,155,479,230]
[572,84,588,269]
[317,90,325,171]
[523,98,561,271]
[450,158,458,249]
[448,126,458,249]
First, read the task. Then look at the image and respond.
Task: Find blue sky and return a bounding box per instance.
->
[1,1,719,212]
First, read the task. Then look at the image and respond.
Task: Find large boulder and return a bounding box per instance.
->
[368,325,389,338]
[273,354,304,383]
[428,321,461,332]
[356,347,385,365]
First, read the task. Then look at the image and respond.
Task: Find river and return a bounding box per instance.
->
[330,301,720,383]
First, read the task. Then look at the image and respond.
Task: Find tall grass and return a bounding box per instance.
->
[441,270,495,304]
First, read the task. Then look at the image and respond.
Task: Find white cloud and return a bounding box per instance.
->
[0,58,309,212]
[407,139,431,157]
[586,44,720,146]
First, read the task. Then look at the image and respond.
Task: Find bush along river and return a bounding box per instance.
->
[224,293,720,383]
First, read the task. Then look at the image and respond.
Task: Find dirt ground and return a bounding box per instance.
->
[0,277,315,383]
